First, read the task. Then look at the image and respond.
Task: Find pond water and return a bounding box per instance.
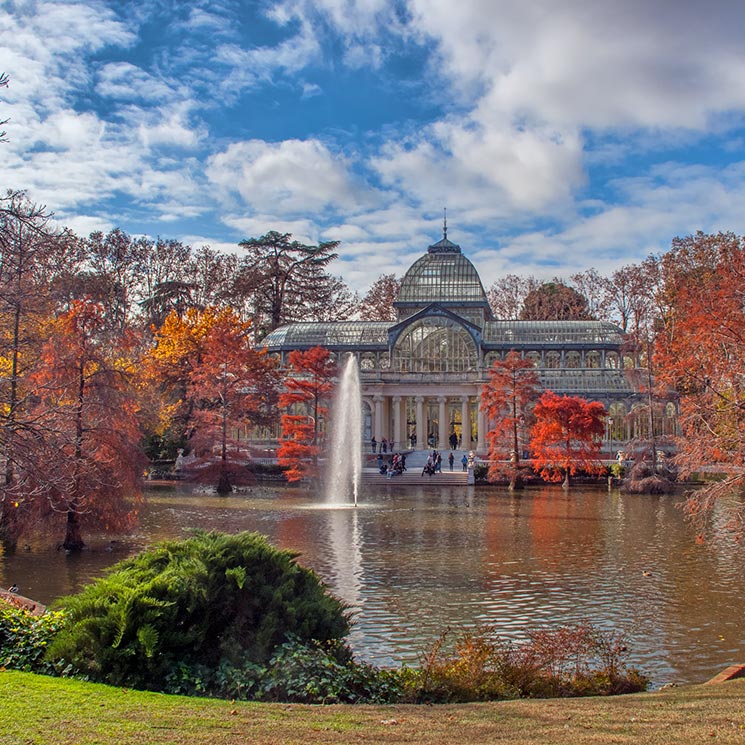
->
[1,482,743,688]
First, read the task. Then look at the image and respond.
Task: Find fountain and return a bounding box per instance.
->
[326,354,362,506]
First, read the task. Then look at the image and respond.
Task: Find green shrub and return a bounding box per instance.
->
[473,464,489,481]
[609,462,625,479]
[163,658,265,699]
[258,638,403,704]
[0,601,69,675]
[46,531,350,693]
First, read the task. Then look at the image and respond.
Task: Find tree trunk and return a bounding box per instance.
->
[0,503,19,555]
[1,282,23,553]
[508,392,523,490]
[63,507,85,552]
[64,359,87,553]
[216,467,232,495]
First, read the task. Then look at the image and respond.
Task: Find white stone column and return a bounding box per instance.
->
[438,396,447,450]
[373,395,383,443]
[477,400,486,453]
[392,396,402,451]
[415,396,425,450]
[461,396,470,449]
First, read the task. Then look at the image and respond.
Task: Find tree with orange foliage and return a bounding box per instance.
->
[145,306,224,459]
[30,300,144,552]
[480,351,540,489]
[530,391,606,488]
[0,192,78,550]
[278,346,336,482]
[187,308,278,494]
[655,231,745,531]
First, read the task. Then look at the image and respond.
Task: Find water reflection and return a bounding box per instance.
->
[1,482,743,687]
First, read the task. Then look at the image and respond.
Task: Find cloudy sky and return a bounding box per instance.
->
[3,0,745,292]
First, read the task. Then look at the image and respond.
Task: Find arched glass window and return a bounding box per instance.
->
[606,352,619,369]
[484,351,501,369]
[360,352,376,370]
[526,351,541,367]
[585,351,601,369]
[379,351,391,369]
[393,318,477,373]
[565,351,581,369]
[609,401,626,441]
[545,351,561,369]
[664,401,678,435]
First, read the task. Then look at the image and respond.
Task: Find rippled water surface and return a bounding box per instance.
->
[2,482,744,687]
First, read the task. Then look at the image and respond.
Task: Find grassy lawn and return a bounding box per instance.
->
[1,671,745,744]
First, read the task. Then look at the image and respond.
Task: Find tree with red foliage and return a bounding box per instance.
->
[530,391,606,488]
[655,232,745,532]
[187,308,278,494]
[480,351,540,489]
[30,300,144,551]
[278,346,336,482]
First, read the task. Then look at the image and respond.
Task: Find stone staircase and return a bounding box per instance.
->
[362,449,470,485]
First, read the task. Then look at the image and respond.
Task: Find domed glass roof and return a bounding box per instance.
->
[396,234,489,306]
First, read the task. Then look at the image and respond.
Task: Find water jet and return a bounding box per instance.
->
[326,354,362,506]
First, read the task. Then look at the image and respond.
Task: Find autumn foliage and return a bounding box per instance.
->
[186,308,278,493]
[278,346,336,482]
[530,392,606,487]
[480,351,539,488]
[654,232,745,527]
[29,301,144,550]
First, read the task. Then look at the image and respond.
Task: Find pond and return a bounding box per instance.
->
[1,481,743,688]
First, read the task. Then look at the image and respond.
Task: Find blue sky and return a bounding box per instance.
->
[3,0,745,293]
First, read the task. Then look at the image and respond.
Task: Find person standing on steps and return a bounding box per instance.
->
[448,451,454,471]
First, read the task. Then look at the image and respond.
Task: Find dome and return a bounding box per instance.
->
[396,234,489,307]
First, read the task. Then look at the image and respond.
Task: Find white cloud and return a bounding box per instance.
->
[53,212,114,238]
[301,82,322,99]
[214,19,321,97]
[206,138,378,215]
[406,0,745,131]
[221,214,320,243]
[96,62,175,102]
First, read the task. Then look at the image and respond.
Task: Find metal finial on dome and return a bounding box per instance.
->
[443,207,447,239]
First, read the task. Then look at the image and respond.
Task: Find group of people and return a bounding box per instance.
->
[378,451,406,476]
[422,450,443,476]
[371,436,394,453]
[421,449,470,476]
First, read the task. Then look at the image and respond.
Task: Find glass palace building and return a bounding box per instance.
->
[263,231,672,452]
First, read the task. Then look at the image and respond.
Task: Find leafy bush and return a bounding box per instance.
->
[405,622,648,703]
[46,531,350,692]
[621,460,677,494]
[473,463,489,481]
[163,657,265,700]
[257,638,403,704]
[0,601,69,675]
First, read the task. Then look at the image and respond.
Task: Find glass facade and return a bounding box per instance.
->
[396,249,490,307]
[393,318,478,373]
[261,229,676,448]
